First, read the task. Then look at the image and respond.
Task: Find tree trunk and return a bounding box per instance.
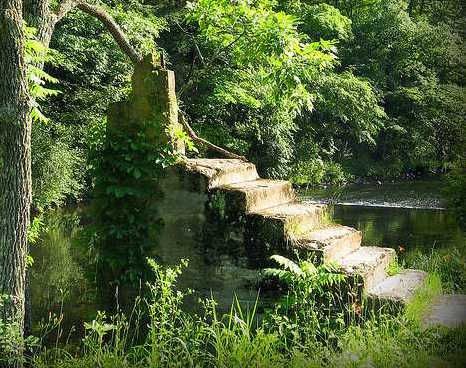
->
[23,0,55,47]
[0,0,32,366]
[0,3,144,365]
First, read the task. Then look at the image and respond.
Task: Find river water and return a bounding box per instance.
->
[29,180,465,339]
[300,180,463,255]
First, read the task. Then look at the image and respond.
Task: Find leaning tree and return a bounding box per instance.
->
[0,1,140,365]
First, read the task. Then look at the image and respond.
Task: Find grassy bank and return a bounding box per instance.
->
[9,258,464,368]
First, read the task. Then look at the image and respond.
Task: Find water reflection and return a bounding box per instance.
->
[29,208,262,339]
[29,210,99,339]
[328,205,465,256]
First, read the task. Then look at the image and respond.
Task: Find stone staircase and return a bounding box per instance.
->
[179,158,428,307]
[107,57,463,324]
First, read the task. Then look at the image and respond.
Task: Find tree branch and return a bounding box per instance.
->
[53,0,142,64]
[76,1,141,64]
[55,0,77,23]
[179,111,247,161]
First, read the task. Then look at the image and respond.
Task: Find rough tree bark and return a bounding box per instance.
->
[0,2,139,365]
[0,0,32,366]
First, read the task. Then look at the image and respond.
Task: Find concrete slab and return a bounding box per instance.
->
[221,179,295,213]
[184,158,259,189]
[294,225,362,263]
[338,246,396,290]
[368,269,427,304]
[251,202,327,237]
[423,294,466,329]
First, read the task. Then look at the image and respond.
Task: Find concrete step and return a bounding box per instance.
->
[367,269,427,305]
[422,294,466,329]
[184,158,259,189]
[220,179,295,213]
[250,202,328,237]
[338,246,396,291]
[293,225,362,263]
[245,202,328,256]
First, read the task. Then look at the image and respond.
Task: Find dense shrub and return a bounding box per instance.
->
[31,123,85,210]
[444,163,466,225]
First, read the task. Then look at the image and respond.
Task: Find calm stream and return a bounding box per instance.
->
[30,180,465,339]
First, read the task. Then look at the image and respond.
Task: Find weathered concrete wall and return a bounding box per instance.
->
[104,54,273,267]
[107,54,185,153]
[156,164,250,266]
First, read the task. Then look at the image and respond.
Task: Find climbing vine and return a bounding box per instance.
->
[89,119,178,285]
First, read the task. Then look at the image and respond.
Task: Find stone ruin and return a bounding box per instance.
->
[106,54,466,327]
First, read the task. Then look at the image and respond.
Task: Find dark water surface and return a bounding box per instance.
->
[320,205,463,255]
[30,180,465,339]
[300,180,464,256]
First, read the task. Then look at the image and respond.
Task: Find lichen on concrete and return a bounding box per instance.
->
[107,53,185,153]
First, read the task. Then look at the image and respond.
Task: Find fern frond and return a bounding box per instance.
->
[30,107,49,123]
[28,65,59,84]
[30,84,61,100]
[270,255,303,276]
[300,260,317,275]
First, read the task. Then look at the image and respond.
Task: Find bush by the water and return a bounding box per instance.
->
[445,163,466,226]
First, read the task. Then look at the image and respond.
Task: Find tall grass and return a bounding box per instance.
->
[404,246,466,292]
[405,273,443,325]
[25,258,466,368]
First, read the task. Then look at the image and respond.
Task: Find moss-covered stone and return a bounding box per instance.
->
[107,54,185,153]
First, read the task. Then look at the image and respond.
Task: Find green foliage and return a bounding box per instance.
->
[11,1,466,366]
[263,255,349,347]
[185,0,337,177]
[0,296,25,367]
[25,25,60,124]
[0,295,39,367]
[405,246,466,292]
[381,84,466,174]
[340,0,466,177]
[27,214,45,246]
[298,3,353,41]
[444,162,466,224]
[329,316,464,368]
[25,0,465,199]
[177,0,387,180]
[31,122,85,210]
[30,1,168,210]
[28,259,466,367]
[109,0,167,55]
[24,24,86,210]
[387,259,403,276]
[90,120,177,284]
[207,296,285,368]
[405,273,443,325]
[311,72,386,146]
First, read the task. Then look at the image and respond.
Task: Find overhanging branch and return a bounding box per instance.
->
[179,111,247,161]
[54,0,142,64]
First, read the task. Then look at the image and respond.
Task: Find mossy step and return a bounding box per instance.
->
[293,225,362,263]
[249,202,327,238]
[184,158,259,189]
[337,246,396,291]
[367,269,427,305]
[220,179,295,213]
